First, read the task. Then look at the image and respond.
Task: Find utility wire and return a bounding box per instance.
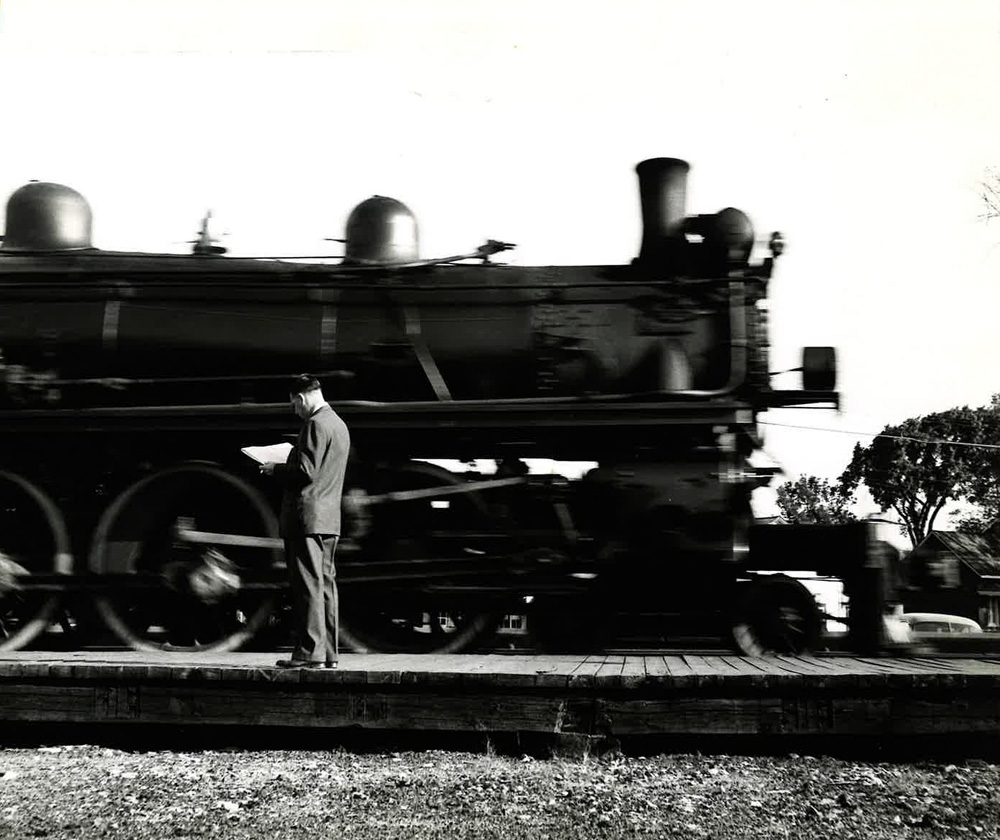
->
[760,420,1000,451]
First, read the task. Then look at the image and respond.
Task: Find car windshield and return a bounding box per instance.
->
[911,622,951,633]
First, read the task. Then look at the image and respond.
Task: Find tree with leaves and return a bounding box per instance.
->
[951,508,997,535]
[840,401,1000,546]
[948,394,1000,534]
[775,475,857,524]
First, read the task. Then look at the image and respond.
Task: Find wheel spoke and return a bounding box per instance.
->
[340,461,503,654]
[91,465,280,653]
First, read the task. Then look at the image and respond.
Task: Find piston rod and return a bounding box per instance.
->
[174,475,528,549]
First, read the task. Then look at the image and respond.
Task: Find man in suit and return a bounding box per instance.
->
[261,374,350,668]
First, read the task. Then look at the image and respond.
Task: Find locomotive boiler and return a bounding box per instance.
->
[0,158,885,656]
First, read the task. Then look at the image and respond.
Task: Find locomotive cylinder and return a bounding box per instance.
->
[635,157,690,266]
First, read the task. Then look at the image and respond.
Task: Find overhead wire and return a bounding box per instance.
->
[760,420,1000,451]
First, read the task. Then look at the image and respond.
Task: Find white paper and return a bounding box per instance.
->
[241,442,293,465]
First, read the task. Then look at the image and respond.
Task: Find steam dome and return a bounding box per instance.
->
[1,182,93,252]
[344,196,419,265]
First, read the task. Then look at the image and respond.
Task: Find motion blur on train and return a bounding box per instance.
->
[0,157,891,656]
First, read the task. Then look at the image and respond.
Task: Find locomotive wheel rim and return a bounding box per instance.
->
[730,575,821,656]
[339,608,502,655]
[0,470,72,651]
[92,594,267,654]
[339,461,501,654]
[89,463,280,653]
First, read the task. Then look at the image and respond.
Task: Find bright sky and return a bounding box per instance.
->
[2,0,1000,536]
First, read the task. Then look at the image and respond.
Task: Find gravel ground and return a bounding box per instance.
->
[0,745,999,839]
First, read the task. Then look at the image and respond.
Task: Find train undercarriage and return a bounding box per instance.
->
[0,397,889,658]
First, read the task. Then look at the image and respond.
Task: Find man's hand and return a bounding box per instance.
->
[259,462,277,476]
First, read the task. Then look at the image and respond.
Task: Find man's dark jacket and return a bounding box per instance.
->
[274,404,350,536]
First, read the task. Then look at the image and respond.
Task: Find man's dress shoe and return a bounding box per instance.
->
[275,659,325,669]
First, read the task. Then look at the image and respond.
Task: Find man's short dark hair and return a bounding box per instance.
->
[289,374,322,396]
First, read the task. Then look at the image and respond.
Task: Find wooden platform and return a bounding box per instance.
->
[0,651,998,741]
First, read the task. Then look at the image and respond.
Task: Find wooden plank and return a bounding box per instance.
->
[810,655,878,674]
[940,658,1000,675]
[840,658,922,691]
[0,685,105,720]
[354,653,414,684]
[852,657,950,675]
[132,686,568,731]
[594,659,624,689]
[566,657,605,688]
[471,655,545,688]
[599,692,1000,737]
[0,678,995,737]
[782,695,892,736]
[819,656,896,675]
[906,657,967,672]
[682,656,727,676]
[621,656,647,689]
[798,656,866,689]
[718,656,770,676]
[642,655,671,679]
[745,656,817,678]
[405,653,469,677]
[569,659,605,676]
[885,694,1000,734]
[790,655,846,672]
[427,654,499,674]
[662,656,695,678]
[529,656,590,676]
[775,655,842,677]
[877,657,966,674]
[598,696,778,736]
[462,655,577,689]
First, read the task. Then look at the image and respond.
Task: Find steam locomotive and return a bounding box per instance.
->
[0,158,885,656]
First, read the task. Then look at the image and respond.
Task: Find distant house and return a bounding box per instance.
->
[904,528,1000,630]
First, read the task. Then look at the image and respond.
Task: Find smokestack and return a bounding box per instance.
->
[635,157,690,265]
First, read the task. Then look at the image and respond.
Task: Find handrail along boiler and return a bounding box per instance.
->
[0,158,886,655]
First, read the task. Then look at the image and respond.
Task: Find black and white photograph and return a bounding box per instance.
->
[1,1,1000,837]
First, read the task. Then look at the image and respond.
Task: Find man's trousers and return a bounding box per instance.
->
[284,533,339,663]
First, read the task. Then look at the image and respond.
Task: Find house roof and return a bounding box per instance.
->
[925,530,1000,578]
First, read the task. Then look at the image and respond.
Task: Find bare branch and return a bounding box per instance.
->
[981,167,1000,222]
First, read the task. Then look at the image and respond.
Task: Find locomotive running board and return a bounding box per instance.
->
[0,399,765,430]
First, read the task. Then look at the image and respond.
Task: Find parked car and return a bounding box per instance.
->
[898,612,984,636]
